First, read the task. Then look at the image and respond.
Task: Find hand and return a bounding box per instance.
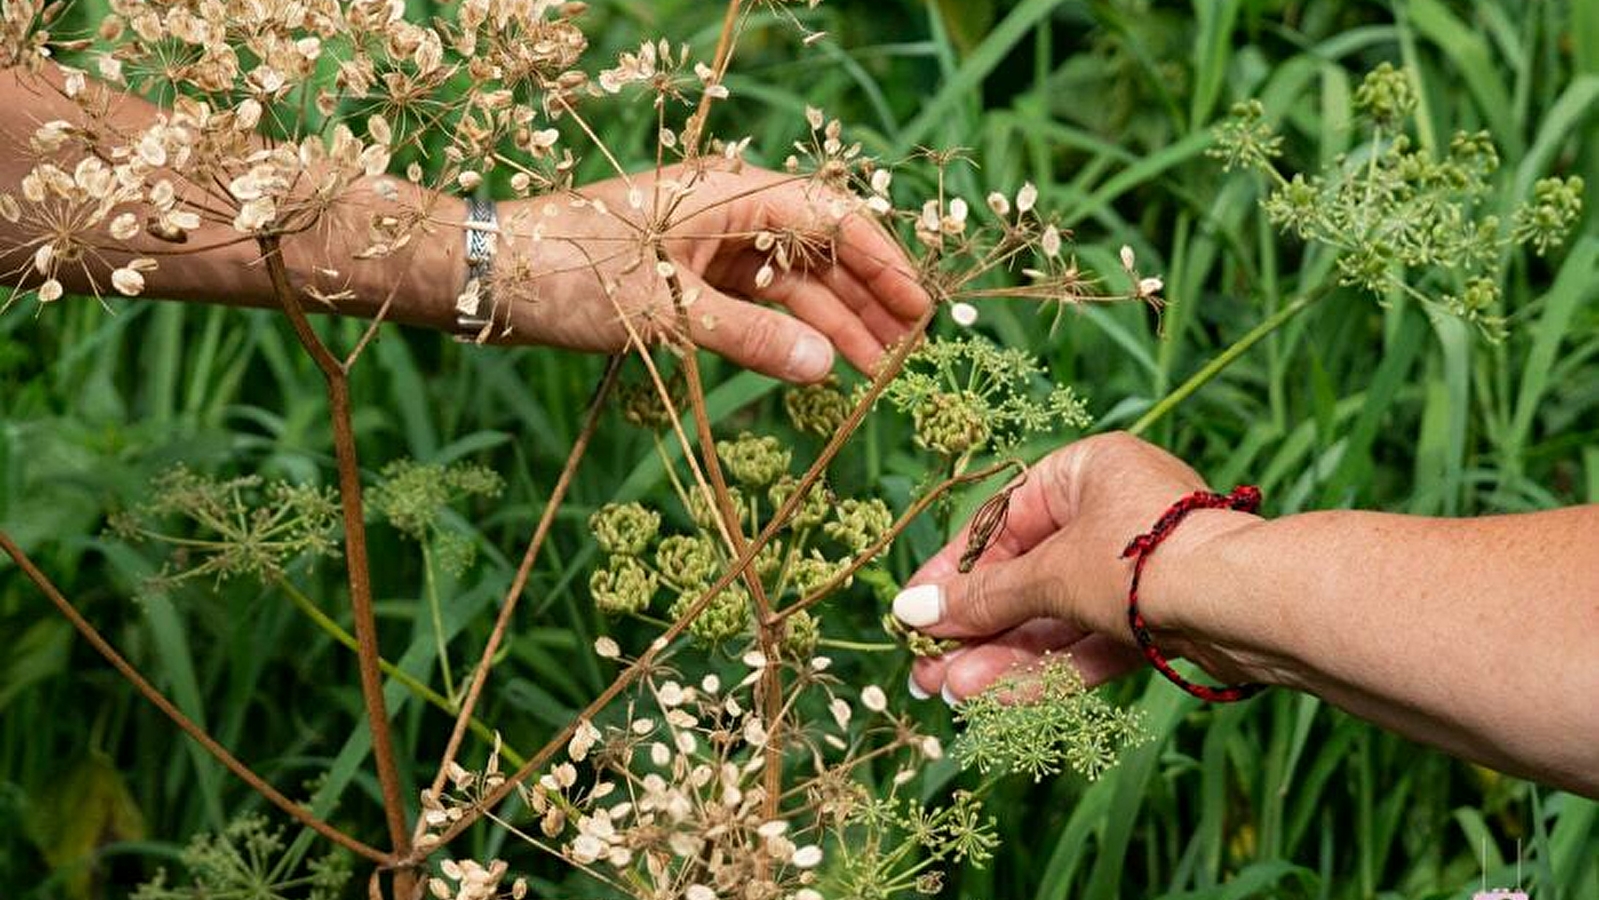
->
[895,433,1264,703]
[490,164,929,382]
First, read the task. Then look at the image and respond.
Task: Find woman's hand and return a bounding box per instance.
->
[896,433,1264,703]
[489,164,929,382]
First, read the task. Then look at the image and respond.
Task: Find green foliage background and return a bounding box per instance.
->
[2,0,1597,898]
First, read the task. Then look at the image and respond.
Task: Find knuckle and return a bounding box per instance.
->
[739,314,785,366]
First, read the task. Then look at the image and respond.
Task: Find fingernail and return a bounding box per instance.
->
[786,333,833,381]
[907,673,930,701]
[940,684,961,708]
[892,584,943,628]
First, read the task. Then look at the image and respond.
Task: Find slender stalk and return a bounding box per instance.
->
[424,356,622,808]
[402,304,938,864]
[276,578,527,769]
[657,252,786,824]
[773,459,1024,622]
[258,235,412,872]
[0,531,389,865]
[1128,287,1328,437]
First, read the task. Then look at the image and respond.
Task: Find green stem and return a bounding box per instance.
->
[1128,287,1329,437]
[422,541,457,702]
[275,577,526,769]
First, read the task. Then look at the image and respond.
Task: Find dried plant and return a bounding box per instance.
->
[3,1,1170,897]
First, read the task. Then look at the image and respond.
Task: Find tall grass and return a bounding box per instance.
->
[3,1,1595,898]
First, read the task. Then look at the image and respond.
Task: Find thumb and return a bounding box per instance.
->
[681,271,836,383]
[891,550,1064,640]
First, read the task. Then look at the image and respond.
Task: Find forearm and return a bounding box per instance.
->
[1156,506,1599,794]
[1,63,463,330]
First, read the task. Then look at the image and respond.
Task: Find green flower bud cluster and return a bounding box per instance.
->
[784,377,851,437]
[769,475,831,531]
[788,550,850,598]
[616,372,684,431]
[670,583,750,646]
[655,533,720,590]
[1216,64,1583,341]
[589,502,661,556]
[590,555,658,616]
[110,467,343,592]
[886,337,1093,460]
[686,485,747,531]
[911,390,990,457]
[368,459,505,576]
[954,656,1148,782]
[1208,100,1281,173]
[781,609,820,659]
[715,432,792,488]
[1352,62,1415,126]
[825,497,892,555]
[1513,176,1585,256]
[883,613,960,658]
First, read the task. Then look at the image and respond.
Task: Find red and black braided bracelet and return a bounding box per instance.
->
[1120,485,1266,703]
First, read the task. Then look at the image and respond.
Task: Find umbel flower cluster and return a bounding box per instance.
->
[1211,63,1584,339]
[589,375,893,654]
[417,639,981,900]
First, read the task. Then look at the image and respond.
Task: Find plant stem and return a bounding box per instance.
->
[402,303,939,865]
[1128,287,1328,437]
[0,531,389,865]
[424,356,621,809]
[421,542,457,702]
[275,577,527,769]
[258,235,412,875]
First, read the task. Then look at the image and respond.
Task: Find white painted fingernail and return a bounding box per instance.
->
[785,333,833,382]
[892,584,943,628]
[940,684,960,708]
[906,673,930,701]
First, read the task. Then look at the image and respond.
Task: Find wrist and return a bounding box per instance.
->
[1136,507,1287,686]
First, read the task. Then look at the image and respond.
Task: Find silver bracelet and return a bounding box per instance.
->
[455,194,498,342]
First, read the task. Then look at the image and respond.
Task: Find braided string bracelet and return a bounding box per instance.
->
[1119,485,1266,703]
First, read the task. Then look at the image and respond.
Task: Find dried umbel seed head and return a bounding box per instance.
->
[780,610,820,660]
[655,533,720,590]
[912,390,991,457]
[670,583,750,646]
[768,475,831,531]
[824,498,892,556]
[589,502,661,556]
[590,555,658,616]
[783,377,851,437]
[715,432,792,488]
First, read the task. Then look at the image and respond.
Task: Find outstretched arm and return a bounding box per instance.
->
[1,62,927,381]
[897,433,1599,797]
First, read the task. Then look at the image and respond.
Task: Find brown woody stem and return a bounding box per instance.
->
[259,235,413,873]
[403,303,938,863]
[422,356,622,812]
[0,531,389,865]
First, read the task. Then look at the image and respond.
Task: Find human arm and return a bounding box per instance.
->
[897,433,1599,797]
[0,63,927,381]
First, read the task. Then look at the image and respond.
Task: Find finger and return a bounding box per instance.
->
[681,271,835,383]
[906,442,1091,586]
[836,212,930,321]
[817,263,915,346]
[714,253,885,373]
[766,277,885,373]
[911,618,1085,701]
[946,633,1143,702]
[893,542,1068,640]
